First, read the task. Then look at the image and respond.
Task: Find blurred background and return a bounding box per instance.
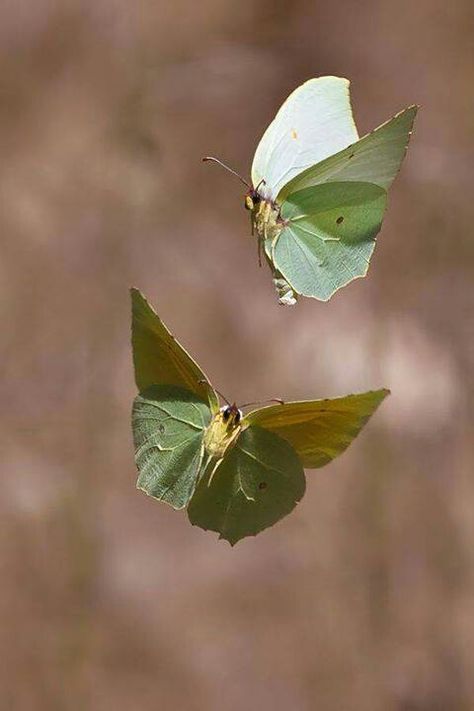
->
[1,0,473,709]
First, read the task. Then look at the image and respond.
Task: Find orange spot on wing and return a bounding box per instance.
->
[291,129,298,139]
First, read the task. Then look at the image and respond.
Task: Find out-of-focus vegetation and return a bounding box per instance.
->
[1,1,473,709]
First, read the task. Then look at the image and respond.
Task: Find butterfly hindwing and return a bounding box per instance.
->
[268,181,387,300]
[132,384,212,509]
[188,425,305,545]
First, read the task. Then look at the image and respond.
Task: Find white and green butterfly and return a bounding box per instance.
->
[131,288,389,545]
[204,76,417,306]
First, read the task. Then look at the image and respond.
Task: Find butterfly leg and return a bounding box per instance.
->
[207,457,223,487]
[257,234,263,267]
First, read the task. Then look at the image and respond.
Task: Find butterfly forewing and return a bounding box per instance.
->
[251,76,358,200]
[188,425,305,545]
[131,288,219,412]
[244,390,389,469]
[133,384,212,509]
[277,105,417,203]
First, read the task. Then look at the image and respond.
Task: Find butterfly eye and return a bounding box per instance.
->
[222,407,231,422]
[244,195,254,211]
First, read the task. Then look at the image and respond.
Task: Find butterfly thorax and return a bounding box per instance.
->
[203,404,243,460]
[245,191,282,243]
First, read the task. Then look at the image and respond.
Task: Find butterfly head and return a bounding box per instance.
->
[220,403,243,426]
[244,188,262,212]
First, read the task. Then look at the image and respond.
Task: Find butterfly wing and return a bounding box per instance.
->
[244,389,389,469]
[268,107,417,301]
[251,76,358,201]
[277,105,417,203]
[132,384,212,509]
[267,181,387,301]
[188,425,305,545]
[131,288,219,412]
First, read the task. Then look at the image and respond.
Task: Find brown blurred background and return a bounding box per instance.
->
[1,1,473,709]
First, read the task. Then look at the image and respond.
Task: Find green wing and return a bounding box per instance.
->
[267,181,387,301]
[277,105,417,202]
[188,426,305,545]
[244,389,389,469]
[132,384,212,509]
[131,288,219,412]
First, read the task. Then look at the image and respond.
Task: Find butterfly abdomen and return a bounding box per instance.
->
[252,198,281,242]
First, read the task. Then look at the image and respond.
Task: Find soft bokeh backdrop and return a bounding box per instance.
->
[1,1,473,709]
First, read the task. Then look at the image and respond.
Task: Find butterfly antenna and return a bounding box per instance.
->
[202,156,251,189]
[239,397,285,409]
[198,379,231,407]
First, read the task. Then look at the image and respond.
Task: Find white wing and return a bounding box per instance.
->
[251,76,359,201]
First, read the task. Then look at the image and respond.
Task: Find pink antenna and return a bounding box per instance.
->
[202,156,251,189]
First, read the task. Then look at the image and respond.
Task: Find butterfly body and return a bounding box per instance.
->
[245,194,299,305]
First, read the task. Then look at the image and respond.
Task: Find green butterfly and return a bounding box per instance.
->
[204,76,417,306]
[131,288,389,545]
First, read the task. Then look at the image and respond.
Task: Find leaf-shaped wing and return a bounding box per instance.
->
[268,181,387,301]
[188,426,305,545]
[132,384,212,509]
[244,390,389,469]
[251,76,358,201]
[131,288,219,411]
[277,106,417,202]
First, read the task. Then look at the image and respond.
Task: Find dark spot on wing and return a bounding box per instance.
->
[258,482,267,490]
[336,216,344,224]
[349,153,355,159]
[158,423,165,434]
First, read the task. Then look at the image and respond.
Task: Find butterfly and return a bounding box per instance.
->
[204,76,417,306]
[130,288,389,545]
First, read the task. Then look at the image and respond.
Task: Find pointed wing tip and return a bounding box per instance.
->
[373,387,391,404]
[131,287,161,321]
[218,533,239,547]
[357,387,390,402]
[130,286,147,307]
[395,105,419,124]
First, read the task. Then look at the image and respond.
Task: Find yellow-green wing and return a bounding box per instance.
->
[131,288,219,412]
[244,389,389,469]
[277,106,417,203]
[188,425,305,545]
